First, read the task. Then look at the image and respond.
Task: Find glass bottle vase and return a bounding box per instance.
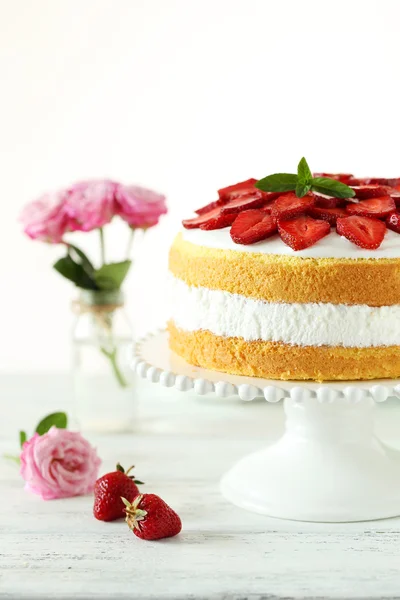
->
[72,289,135,433]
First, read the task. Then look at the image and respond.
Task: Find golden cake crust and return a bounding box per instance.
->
[168,322,400,382]
[169,233,400,307]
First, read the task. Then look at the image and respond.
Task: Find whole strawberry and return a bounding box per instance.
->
[122,494,182,540]
[93,463,143,522]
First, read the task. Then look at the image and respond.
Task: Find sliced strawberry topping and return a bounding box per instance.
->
[220,192,267,214]
[312,192,346,208]
[346,196,396,218]
[182,207,235,230]
[389,189,400,207]
[350,184,391,199]
[278,215,330,251]
[218,178,258,201]
[386,212,400,234]
[337,216,386,249]
[199,210,236,230]
[230,210,277,245]
[195,199,226,215]
[308,206,347,226]
[313,173,354,184]
[366,177,400,188]
[271,192,315,220]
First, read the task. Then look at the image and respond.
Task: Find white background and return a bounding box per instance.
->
[1,0,399,371]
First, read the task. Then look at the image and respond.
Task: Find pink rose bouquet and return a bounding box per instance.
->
[20,179,167,386]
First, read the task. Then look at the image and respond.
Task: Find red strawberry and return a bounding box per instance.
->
[220,191,276,214]
[350,184,391,199]
[122,494,182,541]
[182,207,235,230]
[271,192,315,220]
[218,178,258,201]
[313,173,354,184]
[366,177,400,188]
[337,216,386,249]
[389,189,400,207]
[195,199,226,215]
[387,212,400,233]
[312,192,346,208]
[199,210,236,230]
[230,209,277,245]
[308,206,347,226]
[94,464,143,522]
[278,215,330,250]
[346,196,396,218]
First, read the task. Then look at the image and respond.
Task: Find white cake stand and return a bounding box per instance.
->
[132,330,400,523]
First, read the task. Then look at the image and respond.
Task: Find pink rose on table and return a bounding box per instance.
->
[115,184,167,227]
[65,179,117,232]
[20,427,101,500]
[19,190,69,243]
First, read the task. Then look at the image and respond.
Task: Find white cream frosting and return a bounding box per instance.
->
[169,276,400,347]
[181,227,400,259]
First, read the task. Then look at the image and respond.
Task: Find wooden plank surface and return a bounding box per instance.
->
[1,374,400,599]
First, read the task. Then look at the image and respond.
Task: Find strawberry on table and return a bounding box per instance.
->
[230,209,277,245]
[122,494,182,541]
[278,215,330,250]
[387,212,400,233]
[218,178,258,201]
[182,207,236,230]
[308,206,347,226]
[271,192,315,220]
[337,215,387,249]
[346,196,396,219]
[94,464,143,522]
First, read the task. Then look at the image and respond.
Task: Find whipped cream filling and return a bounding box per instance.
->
[181,227,400,259]
[169,276,400,347]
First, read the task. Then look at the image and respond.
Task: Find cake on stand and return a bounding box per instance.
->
[132,330,400,523]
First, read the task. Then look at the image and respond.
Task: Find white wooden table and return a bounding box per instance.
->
[2,373,400,599]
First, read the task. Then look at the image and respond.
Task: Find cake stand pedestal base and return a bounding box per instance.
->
[221,397,400,522]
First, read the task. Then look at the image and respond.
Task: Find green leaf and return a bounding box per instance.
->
[67,244,95,277]
[311,177,355,199]
[94,260,132,291]
[255,173,298,193]
[297,157,313,185]
[53,255,98,290]
[295,182,311,198]
[19,431,27,448]
[35,412,68,435]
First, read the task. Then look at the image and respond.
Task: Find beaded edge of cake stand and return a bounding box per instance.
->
[131,330,400,404]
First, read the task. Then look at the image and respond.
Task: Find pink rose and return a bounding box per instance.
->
[20,427,101,500]
[115,184,167,228]
[65,179,117,232]
[20,190,69,243]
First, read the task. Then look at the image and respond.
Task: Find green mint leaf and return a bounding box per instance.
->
[311,177,355,199]
[94,260,132,291]
[19,431,27,448]
[255,173,298,193]
[67,244,95,277]
[297,157,313,185]
[53,255,98,290]
[35,412,68,436]
[295,182,311,198]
